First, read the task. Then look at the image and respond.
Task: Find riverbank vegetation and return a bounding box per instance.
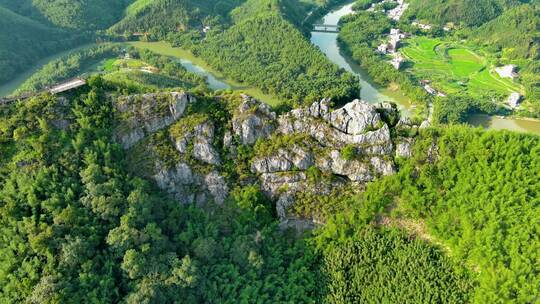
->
[110,0,360,107]
[14,45,210,95]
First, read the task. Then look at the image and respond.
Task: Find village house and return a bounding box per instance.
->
[495,65,518,80]
[390,53,405,69]
[506,92,522,108]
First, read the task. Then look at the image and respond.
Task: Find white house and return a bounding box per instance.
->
[507,92,522,108]
[495,65,518,79]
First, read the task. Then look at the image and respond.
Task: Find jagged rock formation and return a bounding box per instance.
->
[113,92,195,149]
[115,92,420,229]
[248,98,418,228]
[231,95,276,145]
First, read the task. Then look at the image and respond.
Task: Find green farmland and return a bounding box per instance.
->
[401,37,522,97]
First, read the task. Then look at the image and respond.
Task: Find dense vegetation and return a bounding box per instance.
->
[0,6,85,85]
[2,79,504,303]
[109,0,245,36]
[110,0,359,106]
[15,45,210,95]
[403,0,527,27]
[15,44,123,94]
[191,9,359,105]
[0,0,131,30]
[316,125,540,302]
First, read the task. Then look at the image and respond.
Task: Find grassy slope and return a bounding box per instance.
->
[401,37,522,96]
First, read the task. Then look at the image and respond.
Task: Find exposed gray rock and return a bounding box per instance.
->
[328,100,382,135]
[420,119,431,129]
[114,92,194,149]
[276,193,295,221]
[204,171,229,204]
[173,121,220,165]
[396,138,414,158]
[316,150,373,182]
[153,162,229,205]
[154,163,197,204]
[232,95,276,145]
[251,146,314,174]
[277,99,393,152]
[370,156,395,176]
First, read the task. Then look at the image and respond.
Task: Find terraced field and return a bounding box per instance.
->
[401,37,522,97]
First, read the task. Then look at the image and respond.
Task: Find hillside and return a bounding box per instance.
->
[0,76,538,302]
[470,3,540,60]
[109,0,245,35]
[0,6,84,85]
[0,0,131,30]
[403,0,526,26]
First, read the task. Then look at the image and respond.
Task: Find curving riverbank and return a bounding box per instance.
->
[128,41,282,106]
[310,3,413,115]
[311,2,540,135]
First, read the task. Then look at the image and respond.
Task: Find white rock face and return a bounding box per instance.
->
[328,100,382,135]
[232,95,276,145]
[114,92,194,149]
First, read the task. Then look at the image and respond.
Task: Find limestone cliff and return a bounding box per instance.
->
[113,92,420,229]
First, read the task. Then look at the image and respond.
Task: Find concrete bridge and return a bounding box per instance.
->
[312,24,340,33]
[0,78,87,105]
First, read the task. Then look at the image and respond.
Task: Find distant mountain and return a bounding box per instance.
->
[404,0,529,26]
[470,3,540,59]
[0,6,84,84]
[109,0,245,35]
[0,0,131,30]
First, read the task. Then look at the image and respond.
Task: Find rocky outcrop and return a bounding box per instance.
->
[173,120,220,165]
[248,98,418,227]
[114,92,195,149]
[118,93,421,229]
[277,99,393,150]
[232,95,276,145]
[153,162,229,205]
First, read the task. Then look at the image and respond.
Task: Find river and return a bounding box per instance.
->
[310,2,540,135]
[128,41,282,106]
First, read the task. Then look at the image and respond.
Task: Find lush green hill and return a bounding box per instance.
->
[0,6,84,85]
[470,3,540,60]
[0,0,131,30]
[109,0,245,35]
[193,5,358,105]
[404,0,527,26]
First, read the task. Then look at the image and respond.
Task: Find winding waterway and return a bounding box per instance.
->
[310,2,540,135]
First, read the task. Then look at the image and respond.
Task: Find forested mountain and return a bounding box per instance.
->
[109,0,245,36]
[470,3,540,59]
[0,6,84,84]
[404,0,530,26]
[191,0,358,105]
[0,0,132,30]
[0,78,538,302]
